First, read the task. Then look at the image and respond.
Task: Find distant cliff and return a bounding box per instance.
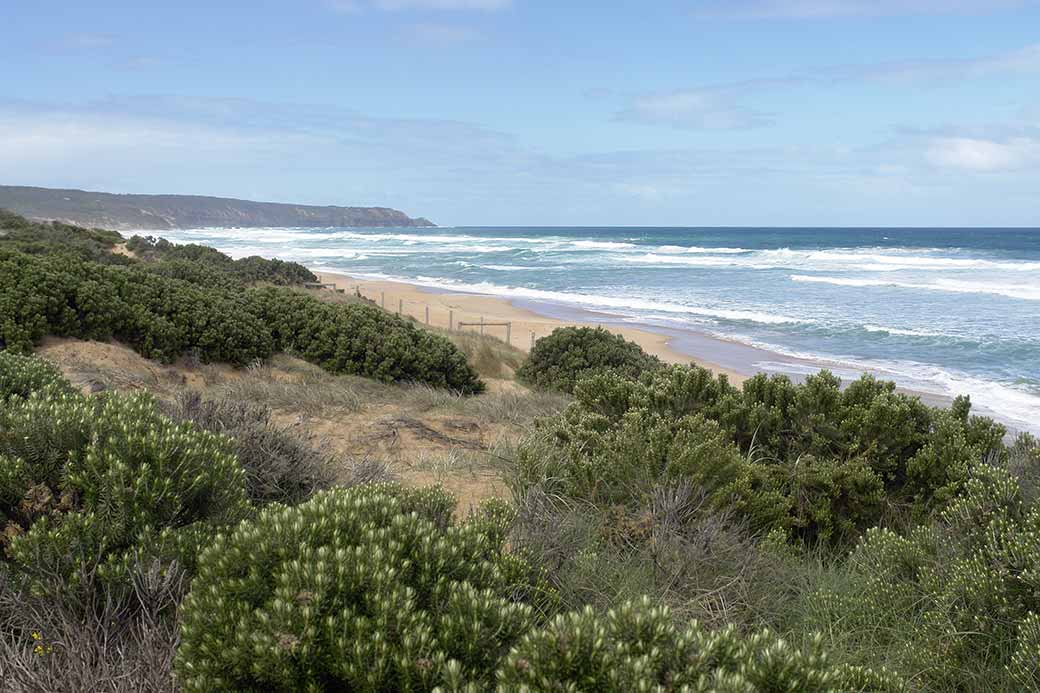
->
[0,186,435,230]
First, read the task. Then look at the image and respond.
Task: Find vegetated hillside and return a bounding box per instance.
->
[0,185,435,229]
[0,209,480,392]
[4,213,1040,691]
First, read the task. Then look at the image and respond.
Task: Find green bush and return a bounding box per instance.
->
[515,402,787,533]
[0,246,483,391]
[0,387,250,585]
[517,365,1008,548]
[0,209,129,265]
[499,596,900,691]
[809,459,1040,689]
[0,350,75,400]
[0,249,273,365]
[248,286,483,393]
[176,483,550,691]
[177,483,893,691]
[126,234,317,286]
[517,326,663,393]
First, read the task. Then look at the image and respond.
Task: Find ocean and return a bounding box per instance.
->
[159,226,1040,434]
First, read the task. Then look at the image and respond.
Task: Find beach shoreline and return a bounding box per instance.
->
[315,269,751,385]
[313,269,961,416]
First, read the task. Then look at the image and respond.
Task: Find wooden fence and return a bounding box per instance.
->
[305,281,535,350]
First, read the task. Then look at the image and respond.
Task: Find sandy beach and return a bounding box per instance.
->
[315,270,750,384]
[315,270,977,419]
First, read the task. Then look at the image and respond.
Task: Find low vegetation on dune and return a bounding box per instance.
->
[0,211,483,392]
[3,211,1040,690]
[517,325,663,393]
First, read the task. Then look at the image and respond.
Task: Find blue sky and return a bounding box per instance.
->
[3,0,1039,226]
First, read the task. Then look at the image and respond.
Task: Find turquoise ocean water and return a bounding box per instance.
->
[161,226,1040,433]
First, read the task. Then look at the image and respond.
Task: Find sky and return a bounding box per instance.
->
[2,0,1040,226]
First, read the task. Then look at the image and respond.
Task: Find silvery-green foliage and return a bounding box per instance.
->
[0,386,250,587]
[176,484,548,691]
[0,350,74,400]
[497,596,900,692]
[813,462,1040,689]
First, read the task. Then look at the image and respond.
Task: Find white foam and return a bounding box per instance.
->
[655,245,750,254]
[863,325,948,338]
[627,253,773,269]
[353,272,811,326]
[791,275,1040,301]
[739,339,1040,433]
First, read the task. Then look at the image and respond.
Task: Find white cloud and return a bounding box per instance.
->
[617,85,779,130]
[691,0,1033,20]
[926,136,1040,171]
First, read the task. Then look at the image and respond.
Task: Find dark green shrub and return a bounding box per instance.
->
[0,387,250,585]
[176,483,550,691]
[498,596,900,691]
[0,350,75,400]
[526,365,1009,548]
[248,286,483,393]
[516,399,787,532]
[0,249,273,365]
[127,234,317,286]
[0,210,129,265]
[162,391,334,506]
[0,247,482,391]
[517,326,663,393]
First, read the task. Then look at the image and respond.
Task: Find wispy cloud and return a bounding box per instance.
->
[616,82,784,130]
[3,95,1038,225]
[690,0,1034,20]
[926,136,1040,171]
[838,43,1040,84]
[326,0,509,12]
[619,44,1040,130]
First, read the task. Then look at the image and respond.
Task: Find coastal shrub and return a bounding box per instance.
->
[126,234,317,286]
[498,596,900,691]
[0,386,250,586]
[0,209,129,265]
[248,286,484,393]
[515,400,787,532]
[162,391,334,506]
[807,461,1040,690]
[517,364,1008,547]
[0,245,482,390]
[517,326,663,393]
[0,249,273,365]
[176,483,551,691]
[509,484,800,630]
[0,350,75,400]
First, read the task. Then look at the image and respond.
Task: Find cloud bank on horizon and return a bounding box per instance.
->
[2,0,1039,226]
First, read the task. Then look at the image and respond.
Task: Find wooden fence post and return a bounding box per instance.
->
[506,322,511,346]
[480,316,485,335]
[381,291,385,309]
[530,332,535,350]
[425,306,430,324]
[449,310,454,330]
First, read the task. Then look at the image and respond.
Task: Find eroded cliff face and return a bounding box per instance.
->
[0,186,435,229]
